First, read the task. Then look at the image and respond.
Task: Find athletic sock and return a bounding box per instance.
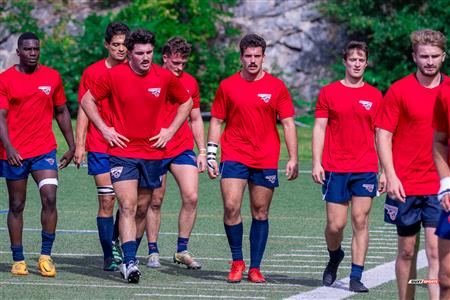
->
[122,241,137,266]
[11,245,25,261]
[97,216,114,260]
[112,210,120,242]
[350,263,364,281]
[224,222,244,261]
[328,246,344,264]
[177,237,189,253]
[136,236,143,252]
[41,231,56,256]
[148,242,159,255]
[249,218,269,269]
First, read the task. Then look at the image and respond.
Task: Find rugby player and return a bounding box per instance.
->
[81,28,192,283]
[376,29,447,300]
[0,32,75,277]
[312,41,382,292]
[207,33,298,283]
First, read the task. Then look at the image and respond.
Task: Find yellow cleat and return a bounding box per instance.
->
[38,255,56,277]
[11,260,29,276]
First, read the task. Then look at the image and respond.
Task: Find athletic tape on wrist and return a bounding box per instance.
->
[438,177,450,202]
[207,142,218,169]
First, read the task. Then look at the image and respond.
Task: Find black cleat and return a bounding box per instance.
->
[322,250,344,286]
[349,279,369,293]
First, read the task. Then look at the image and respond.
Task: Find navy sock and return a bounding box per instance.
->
[112,210,120,242]
[249,218,269,269]
[177,237,189,252]
[328,246,344,265]
[224,222,243,261]
[121,241,137,265]
[11,245,25,261]
[350,263,364,281]
[97,216,114,260]
[136,236,143,252]
[148,242,159,255]
[41,231,55,256]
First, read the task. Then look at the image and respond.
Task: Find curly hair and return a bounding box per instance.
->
[239,33,266,55]
[125,29,156,52]
[162,36,191,58]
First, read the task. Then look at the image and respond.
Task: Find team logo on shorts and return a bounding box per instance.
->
[257,94,272,103]
[265,175,276,184]
[148,88,161,97]
[362,183,374,193]
[384,203,398,221]
[38,86,52,95]
[110,166,123,179]
[358,100,373,110]
[45,158,55,165]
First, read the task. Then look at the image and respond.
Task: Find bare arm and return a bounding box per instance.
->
[206,116,224,179]
[54,104,75,169]
[190,107,206,172]
[150,98,193,148]
[0,109,22,166]
[73,106,89,168]
[311,118,327,184]
[281,117,298,180]
[433,130,450,212]
[375,128,406,202]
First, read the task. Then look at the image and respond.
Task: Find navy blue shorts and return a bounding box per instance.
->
[1,150,58,180]
[0,160,3,177]
[160,150,197,175]
[322,171,377,203]
[219,160,278,188]
[435,211,450,240]
[87,152,110,176]
[384,195,441,230]
[109,156,163,189]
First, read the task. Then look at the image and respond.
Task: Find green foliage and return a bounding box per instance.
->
[1,0,241,115]
[320,0,450,92]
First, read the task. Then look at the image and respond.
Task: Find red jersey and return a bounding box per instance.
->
[211,71,295,169]
[162,71,200,158]
[433,82,450,152]
[375,73,449,195]
[78,59,115,154]
[0,65,66,159]
[89,63,190,159]
[315,81,382,172]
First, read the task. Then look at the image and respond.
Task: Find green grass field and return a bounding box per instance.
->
[0,123,430,299]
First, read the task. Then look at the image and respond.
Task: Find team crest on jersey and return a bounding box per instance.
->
[265,175,276,184]
[110,167,123,179]
[38,86,51,95]
[362,183,374,193]
[384,203,398,221]
[45,158,55,165]
[257,94,272,103]
[148,88,161,97]
[358,100,373,110]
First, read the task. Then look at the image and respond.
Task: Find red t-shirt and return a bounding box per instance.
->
[211,71,295,169]
[433,82,450,157]
[0,65,66,159]
[162,71,200,158]
[89,63,190,159]
[375,73,449,195]
[315,81,382,172]
[78,59,113,154]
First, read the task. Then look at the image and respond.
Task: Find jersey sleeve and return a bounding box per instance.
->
[276,82,295,120]
[375,86,400,133]
[371,89,383,129]
[77,69,90,103]
[0,76,9,110]
[168,74,190,104]
[433,87,449,133]
[315,87,329,118]
[53,72,67,106]
[90,71,111,102]
[191,78,201,109]
[211,82,227,120]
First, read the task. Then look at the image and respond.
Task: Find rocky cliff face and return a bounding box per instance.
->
[0,0,344,107]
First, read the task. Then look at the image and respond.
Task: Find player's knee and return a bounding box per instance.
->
[119,203,136,218]
[252,208,269,220]
[9,200,25,216]
[398,247,416,261]
[352,215,369,232]
[182,191,198,208]
[326,220,346,234]
[150,195,163,210]
[99,195,115,215]
[224,202,240,217]
[439,269,450,292]
[135,205,148,220]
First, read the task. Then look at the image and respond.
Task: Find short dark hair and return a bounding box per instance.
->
[343,41,369,60]
[239,34,266,55]
[125,29,155,52]
[105,22,130,43]
[162,36,191,58]
[18,32,39,48]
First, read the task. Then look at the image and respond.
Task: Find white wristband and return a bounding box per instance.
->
[438,176,450,202]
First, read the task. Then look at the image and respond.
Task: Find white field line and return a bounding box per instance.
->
[265,264,351,270]
[273,254,386,259]
[306,245,397,250]
[284,249,428,300]
[135,294,265,299]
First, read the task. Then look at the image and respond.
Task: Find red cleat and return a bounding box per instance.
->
[227,260,246,283]
[247,268,266,283]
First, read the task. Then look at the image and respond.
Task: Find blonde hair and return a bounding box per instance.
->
[410,29,446,52]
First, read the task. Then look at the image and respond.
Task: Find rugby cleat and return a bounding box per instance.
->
[38,255,56,277]
[146,253,161,268]
[103,257,120,271]
[322,250,344,286]
[227,260,246,283]
[173,251,201,269]
[112,240,123,264]
[247,267,266,283]
[349,279,369,293]
[120,260,141,284]
[11,260,29,276]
